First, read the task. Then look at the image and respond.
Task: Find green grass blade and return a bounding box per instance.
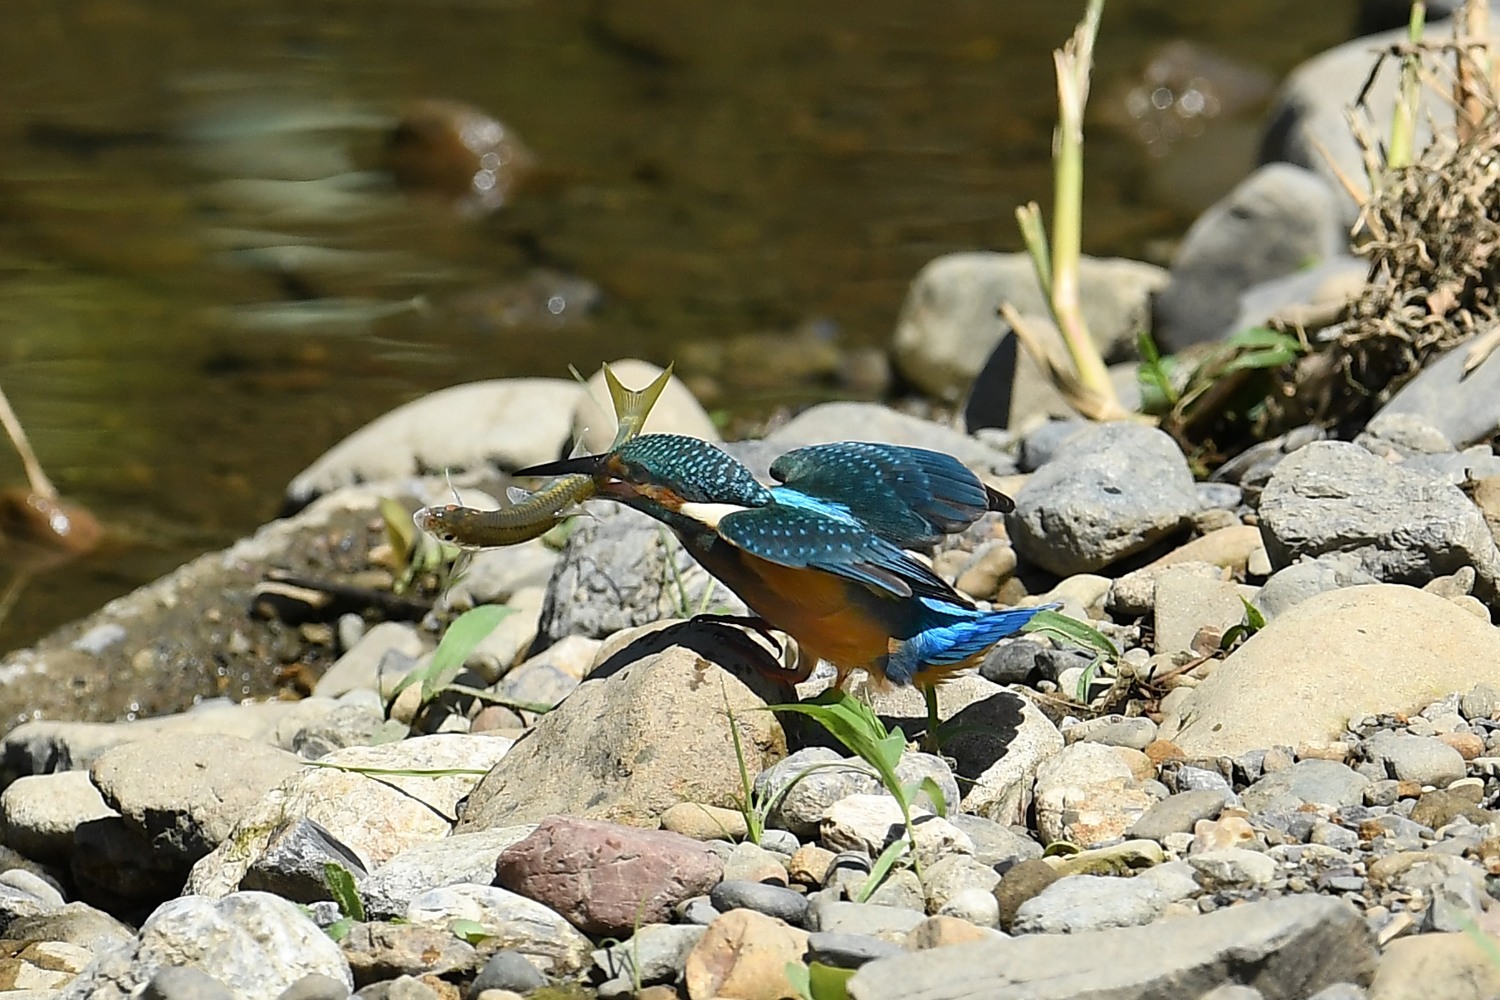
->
[1021,609,1119,660]
[387,604,514,710]
[323,862,365,922]
[856,839,909,902]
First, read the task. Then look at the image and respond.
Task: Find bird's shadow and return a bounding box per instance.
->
[588,619,798,705]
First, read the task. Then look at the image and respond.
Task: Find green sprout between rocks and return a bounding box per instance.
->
[321,861,365,942]
[786,958,855,1000]
[386,603,517,721]
[379,496,465,595]
[1219,597,1267,653]
[1021,608,1121,704]
[1385,1,1427,176]
[1005,0,1130,423]
[768,689,950,896]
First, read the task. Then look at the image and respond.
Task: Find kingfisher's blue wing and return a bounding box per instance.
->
[716,504,965,603]
[769,442,1005,548]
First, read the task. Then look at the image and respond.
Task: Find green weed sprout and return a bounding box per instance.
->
[769,690,949,895]
[1004,0,1130,423]
[1021,608,1120,703]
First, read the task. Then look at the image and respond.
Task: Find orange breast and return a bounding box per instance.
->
[715,550,895,675]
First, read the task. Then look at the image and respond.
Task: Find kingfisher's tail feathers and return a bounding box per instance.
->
[884,601,1057,685]
[769,442,994,548]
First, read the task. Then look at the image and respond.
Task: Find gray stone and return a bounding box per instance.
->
[274,974,350,1000]
[361,827,537,919]
[1355,412,1455,458]
[592,924,705,996]
[766,401,1016,475]
[1257,441,1500,603]
[1189,848,1278,889]
[978,640,1093,687]
[1008,422,1199,576]
[1263,24,1450,229]
[536,503,747,643]
[1229,256,1367,336]
[939,887,1002,928]
[1462,683,1500,722]
[1425,871,1487,933]
[0,769,116,864]
[284,378,583,508]
[820,795,972,869]
[806,897,927,937]
[1154,568,1252,654]
[756,748,876,838]
[142,967,235,1000]
[892,251,1164,401]
[281,701,402,760]
[1254,556,1377,620]
[1,698,343,779]
[239,818,369,903]
[1064,715,1159,751]
[1241,760,1371,814]
[0,872,63,931]
[1127,790,1228,843]
[311,622,427,699]
[1198,986,1265,1000]
[1018,420,1092,472]
[1152,164,1343,350]
[469,950,546,994]
[90,733,304,870]
[1011,874,1168,935]
[58,891,352,1000]
[1362,732,1466,788]
[846,895,1375,1000]
[1380,333,1500,449]
[922,855,1002,914]
[1165,585,1500,757]
[456,633,783,831]
[948,813,1041,868]
[189,734,511,899]
[806,931,905,968]
[405,884,592,977]
[4,901,135,956]
[436,537,560,613]
[710,881,809,926]
[1304,985,1366,1000]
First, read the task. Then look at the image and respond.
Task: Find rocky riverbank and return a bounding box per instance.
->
[8,5,1500,999]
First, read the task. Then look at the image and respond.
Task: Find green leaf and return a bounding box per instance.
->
[1218,345,1300,376]
[807,962,855,1000]
[1075,654,1104,703]
[388,604,515,711]
[902,775,949,818]
[785,962,814,1000]
[449,918,490,945]
[1021,610,1119,661]
[1240,596,1266,631]
[322,862,365,922]
[768,691,905,798]
[324,916,354,942]
[379,496,416,559]
[857,838,910,902]
[1135,331,1180,415]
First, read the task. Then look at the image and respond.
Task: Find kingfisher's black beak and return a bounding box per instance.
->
[512,453,610,479]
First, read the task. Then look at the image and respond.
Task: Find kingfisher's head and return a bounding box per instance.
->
[514,434,772,523]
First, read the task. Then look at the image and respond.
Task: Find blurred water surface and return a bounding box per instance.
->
[0,0,1350,651]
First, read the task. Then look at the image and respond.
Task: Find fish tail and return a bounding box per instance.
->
[605,361,674,450]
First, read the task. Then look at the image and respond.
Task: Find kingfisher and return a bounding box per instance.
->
[514,434,1048,738]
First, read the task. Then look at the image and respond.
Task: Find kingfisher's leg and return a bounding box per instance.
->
[691,612,784,654]
[922,684,941,754]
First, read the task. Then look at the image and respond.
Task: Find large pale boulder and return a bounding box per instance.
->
[1162,585,1500,757]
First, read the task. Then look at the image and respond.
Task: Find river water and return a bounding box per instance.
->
[0,0,1353,652]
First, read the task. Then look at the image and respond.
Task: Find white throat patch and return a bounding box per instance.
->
[677,501,751,528]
